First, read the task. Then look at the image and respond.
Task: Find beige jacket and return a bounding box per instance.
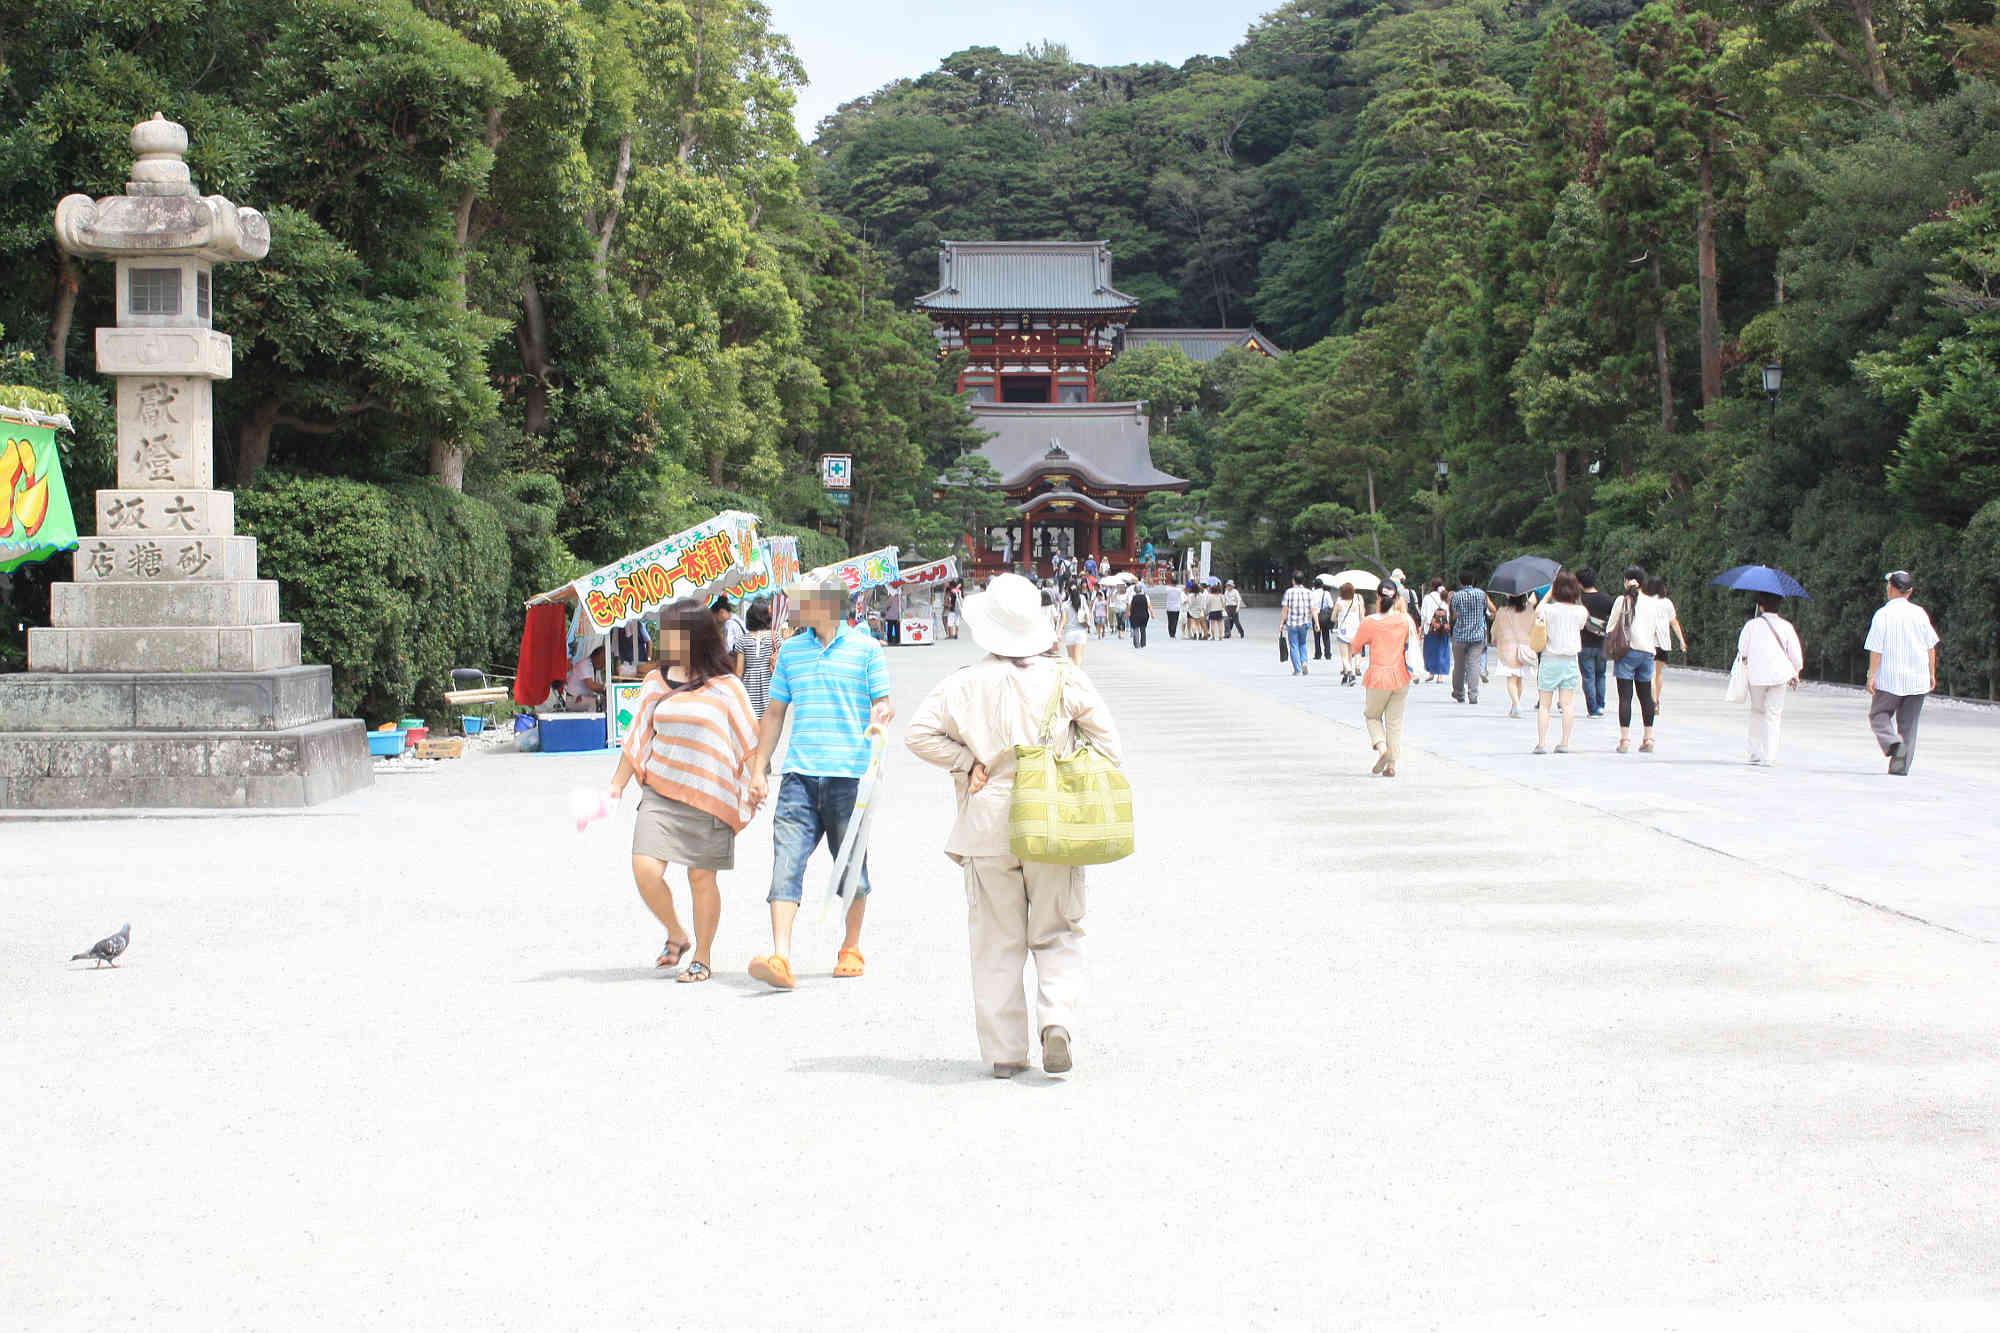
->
[904,655,1123,862]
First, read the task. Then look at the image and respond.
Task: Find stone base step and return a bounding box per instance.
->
[0,667,335,732]
[27,622,301,673]
[0,718,374,809]
[52,579,281,628]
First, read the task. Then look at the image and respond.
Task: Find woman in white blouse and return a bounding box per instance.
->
[1601,565,1675,754]
[1532,572,1590,754]
[1735,592,1805,765]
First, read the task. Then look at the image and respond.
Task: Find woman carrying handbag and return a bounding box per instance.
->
[1734,592,1805,765]
[906,573,1125,1079]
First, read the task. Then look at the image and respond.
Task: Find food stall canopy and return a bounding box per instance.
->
[528,511,766,634]
[808,546,901,594]
[0,405,79,574]
[719,535,799,604]
[892,556,957,589]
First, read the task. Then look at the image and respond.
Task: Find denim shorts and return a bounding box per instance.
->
[768,772,871,904]
[1613,649,1656,682]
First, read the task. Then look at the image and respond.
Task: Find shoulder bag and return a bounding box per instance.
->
[1601,594,1633,663]
[1529,613,1550,655]
[1010,667,1135,867]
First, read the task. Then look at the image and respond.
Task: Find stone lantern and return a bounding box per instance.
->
[0,116,370,808]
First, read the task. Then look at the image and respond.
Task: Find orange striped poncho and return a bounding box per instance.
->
[619,671,760,832]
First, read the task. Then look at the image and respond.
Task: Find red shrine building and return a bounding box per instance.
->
[917,239,1278,577]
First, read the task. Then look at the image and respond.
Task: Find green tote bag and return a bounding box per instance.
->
[1009,667,1135,866]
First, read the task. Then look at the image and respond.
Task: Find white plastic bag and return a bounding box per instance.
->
[1725,657,1750,703]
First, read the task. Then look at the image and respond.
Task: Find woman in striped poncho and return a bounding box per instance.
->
[607,600,763,982]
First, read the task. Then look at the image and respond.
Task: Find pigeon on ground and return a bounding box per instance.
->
[72,924,130,968]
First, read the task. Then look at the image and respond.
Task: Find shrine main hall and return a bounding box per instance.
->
[917,239,1278,578]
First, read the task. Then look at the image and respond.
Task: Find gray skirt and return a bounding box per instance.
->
[633,788,736,869]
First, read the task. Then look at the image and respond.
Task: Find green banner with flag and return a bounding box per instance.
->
[0,408,79,574]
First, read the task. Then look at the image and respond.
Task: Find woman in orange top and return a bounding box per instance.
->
[1348,583,1415,777]
[607,600,762,982]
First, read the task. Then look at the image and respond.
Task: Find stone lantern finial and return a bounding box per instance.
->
[128,114,194,197]
[53,114,269,262]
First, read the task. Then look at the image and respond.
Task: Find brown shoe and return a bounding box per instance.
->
[1041,1025,1073,1075]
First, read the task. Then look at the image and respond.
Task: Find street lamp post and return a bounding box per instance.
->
[1434,458,1450,572]
[1762,362,1783,437]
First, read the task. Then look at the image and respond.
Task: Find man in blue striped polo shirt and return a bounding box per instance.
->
[746,573,894,990]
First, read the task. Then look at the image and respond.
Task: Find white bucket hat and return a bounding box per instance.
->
[962,572,1055,658]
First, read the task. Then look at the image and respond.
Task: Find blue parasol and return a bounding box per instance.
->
[1710,565,1811,600]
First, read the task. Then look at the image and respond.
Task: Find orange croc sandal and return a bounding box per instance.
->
[748,955,796,990]
[834,947,865,978]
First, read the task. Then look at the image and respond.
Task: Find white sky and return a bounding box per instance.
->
[764,0,1281,141]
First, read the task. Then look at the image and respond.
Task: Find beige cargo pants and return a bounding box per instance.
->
[963,855,1087,1067]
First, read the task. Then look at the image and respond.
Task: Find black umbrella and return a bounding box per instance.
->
[1487,556,1562,597]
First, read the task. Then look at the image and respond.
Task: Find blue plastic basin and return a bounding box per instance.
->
[367,731,407,757]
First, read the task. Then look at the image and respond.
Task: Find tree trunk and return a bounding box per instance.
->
[1650,251,1676,433]
[430,439,466,491]
[1852,0,1899,115]
[437,105,505,490]
[48,254,79,379]
[1554,448,1569,493]
[1696,133,1722,429]
[236,400,280,487]
[594,132,632,279]
[679,0,708,164]
[517,271,554,436]
[1365,464,1382,565]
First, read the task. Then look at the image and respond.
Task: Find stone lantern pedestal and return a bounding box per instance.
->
[0,116,371,809]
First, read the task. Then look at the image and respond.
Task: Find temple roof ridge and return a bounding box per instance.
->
[916,239,1137,312]
[959,400,1186,494]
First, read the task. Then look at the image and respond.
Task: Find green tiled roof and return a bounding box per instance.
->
[961,402,1187,492]
[915,241,1139,312]
[1120,328,1282,361]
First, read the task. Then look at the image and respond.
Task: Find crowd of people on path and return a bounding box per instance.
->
[1268,562,1941,778]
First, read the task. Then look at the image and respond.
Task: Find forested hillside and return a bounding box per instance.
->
[816,3,2000,694]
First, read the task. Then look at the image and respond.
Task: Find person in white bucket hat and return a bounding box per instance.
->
[906,574,1124,1079]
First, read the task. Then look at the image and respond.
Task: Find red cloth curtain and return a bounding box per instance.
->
[515,603,570,706]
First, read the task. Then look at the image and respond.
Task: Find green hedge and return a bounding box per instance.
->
[238,474,510,723]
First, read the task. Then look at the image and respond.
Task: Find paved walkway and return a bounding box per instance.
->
[4,627,1997,1329]
[1170,608,2000,941]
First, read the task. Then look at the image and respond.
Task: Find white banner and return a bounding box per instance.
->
[893,556,957,588]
